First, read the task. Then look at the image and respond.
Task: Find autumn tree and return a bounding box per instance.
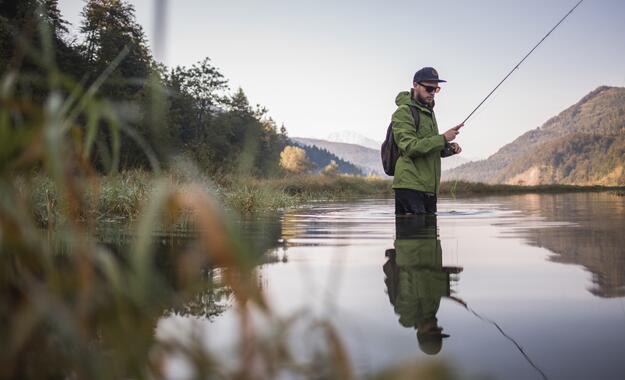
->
[280,146,311,174]
[322,160,339,176]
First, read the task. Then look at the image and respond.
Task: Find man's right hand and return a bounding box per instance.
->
[443,123,464,142]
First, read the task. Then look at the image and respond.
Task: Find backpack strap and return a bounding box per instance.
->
[408,105,420,133]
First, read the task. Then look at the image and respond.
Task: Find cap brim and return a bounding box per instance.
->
[414,78,447,83]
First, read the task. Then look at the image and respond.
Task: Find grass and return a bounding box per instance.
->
[2,27,359,378]
[439,180,625,196]
[26,173,625,227]
[25,172,394,225]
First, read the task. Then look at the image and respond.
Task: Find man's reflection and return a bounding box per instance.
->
[383,215,462,355]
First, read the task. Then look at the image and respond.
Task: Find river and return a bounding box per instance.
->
[157,192,625,380]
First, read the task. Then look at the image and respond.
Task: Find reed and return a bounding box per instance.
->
[0,29,361,380]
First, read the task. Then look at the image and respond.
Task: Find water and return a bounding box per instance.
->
[158,193,625,379]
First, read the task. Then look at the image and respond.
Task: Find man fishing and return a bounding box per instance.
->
[391,67,463,215]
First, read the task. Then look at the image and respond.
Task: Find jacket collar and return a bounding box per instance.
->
[411,98,434,114]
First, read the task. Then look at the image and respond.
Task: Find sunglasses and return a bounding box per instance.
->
[419,83,441,94]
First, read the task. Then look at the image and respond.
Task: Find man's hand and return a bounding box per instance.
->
[450,142,462,155]
[442,123,463,142]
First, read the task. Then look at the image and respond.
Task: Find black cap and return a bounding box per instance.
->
[413,67,446,84]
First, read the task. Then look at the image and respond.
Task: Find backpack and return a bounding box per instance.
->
[381,106,420,176]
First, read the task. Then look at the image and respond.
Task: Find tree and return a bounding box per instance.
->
[0,0,81,76]
[280,146,311,174]
[229,87,251,114]
[166,57,228,142]
[322,160,339,176]
[80,0,151,90]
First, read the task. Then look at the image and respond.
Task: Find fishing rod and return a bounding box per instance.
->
[461,0,584,125]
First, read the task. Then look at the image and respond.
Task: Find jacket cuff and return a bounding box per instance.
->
[437,134,446,148]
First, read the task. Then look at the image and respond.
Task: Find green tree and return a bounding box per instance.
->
[80,0,152,94]
[0,0,84,83]
[166,57,228,142]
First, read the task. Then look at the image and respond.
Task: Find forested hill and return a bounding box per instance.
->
[444,86,625,185]
[293,142,363,175]
[293,137,383,175]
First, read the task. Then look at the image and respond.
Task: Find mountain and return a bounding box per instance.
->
[293,137,383,175]
[325,130,381,150]
[289,140,363,175]
[444,86,625,185]
[293,137,471,176]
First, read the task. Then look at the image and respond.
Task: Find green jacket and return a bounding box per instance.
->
[391,91,446,194]
[393,237,447,328]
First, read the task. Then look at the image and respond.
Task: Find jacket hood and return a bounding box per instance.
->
[395,91,413,107]
[395,90,434,110]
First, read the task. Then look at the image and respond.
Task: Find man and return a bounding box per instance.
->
[392,67,463,215]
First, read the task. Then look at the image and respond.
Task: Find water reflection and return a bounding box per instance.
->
[383,215,462,355]
[155,196,625,379]
[502,193,625,298]
[96,214,287,320]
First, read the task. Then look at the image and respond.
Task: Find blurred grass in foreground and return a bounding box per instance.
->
[0,20,351,380]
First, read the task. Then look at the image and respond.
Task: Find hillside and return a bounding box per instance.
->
[291,140,363,175]
[293,137,470,176]
[293,137,383,175]
[445,86,625,185]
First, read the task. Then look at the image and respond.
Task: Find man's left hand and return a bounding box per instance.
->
[450,143,462,155]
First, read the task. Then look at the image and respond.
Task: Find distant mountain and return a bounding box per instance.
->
[293,137,470,176]
[293,137,383,175]
[325,130,381,150]
[444,86,625,185]
[289,139,363,175]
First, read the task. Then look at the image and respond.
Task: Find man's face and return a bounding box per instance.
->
[413,80,440,105]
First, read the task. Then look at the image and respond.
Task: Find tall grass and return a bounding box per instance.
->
[439,180,625,196]
[0,24,368,380]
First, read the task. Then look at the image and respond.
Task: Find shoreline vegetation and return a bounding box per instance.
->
[28,171,625,226]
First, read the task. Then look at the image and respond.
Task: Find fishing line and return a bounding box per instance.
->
[461,302,550,380]
[461,0,584,125]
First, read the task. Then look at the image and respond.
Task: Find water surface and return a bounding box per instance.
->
[159,193,625,379]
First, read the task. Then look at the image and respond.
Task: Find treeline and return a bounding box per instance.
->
[0,0,289,177]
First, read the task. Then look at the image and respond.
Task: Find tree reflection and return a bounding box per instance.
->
[98,214,286,320]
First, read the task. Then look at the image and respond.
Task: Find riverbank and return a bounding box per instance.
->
[27,172,624,225]
[439,180,625,196]
[26,172,392,225]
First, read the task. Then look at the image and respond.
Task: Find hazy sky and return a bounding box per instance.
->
[58,0,625,159]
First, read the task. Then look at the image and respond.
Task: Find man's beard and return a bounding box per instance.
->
[417,93,433,106]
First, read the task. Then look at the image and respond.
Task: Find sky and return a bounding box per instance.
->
[58,0,625,159]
